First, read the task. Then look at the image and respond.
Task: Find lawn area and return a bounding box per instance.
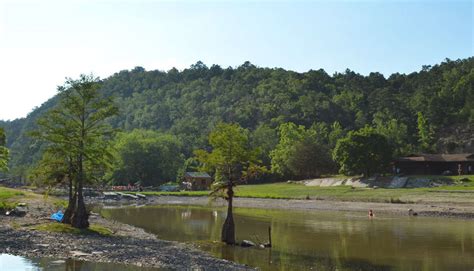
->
[0,186,25,210]
[136,175,474,204]
[0,186,24,200]
[0,186,66,211]
[236,175,474,203]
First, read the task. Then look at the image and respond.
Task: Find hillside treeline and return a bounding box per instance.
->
[1,57,472,184]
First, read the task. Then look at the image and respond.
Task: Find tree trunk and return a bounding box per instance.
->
[221,184,235,245]
[61,177,76,224]
[62,195,75,224]
[71,188,89,228]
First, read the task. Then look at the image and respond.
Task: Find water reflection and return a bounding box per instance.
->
[102,205,474,271]
[0,254,161,271]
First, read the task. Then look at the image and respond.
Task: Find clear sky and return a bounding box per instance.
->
[0,0,472,121]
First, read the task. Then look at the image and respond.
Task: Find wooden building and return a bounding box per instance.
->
[184,172,213,190]
[394,153,474,175]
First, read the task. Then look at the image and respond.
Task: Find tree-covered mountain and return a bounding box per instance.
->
[1,57,473,181]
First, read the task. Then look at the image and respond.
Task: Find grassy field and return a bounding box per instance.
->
[0,186,25,210]
[0,186,66,211]
[137,175,474,204]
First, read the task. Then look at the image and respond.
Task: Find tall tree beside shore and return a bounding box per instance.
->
[32,75,118,228]
[0,127,9,172]
[195,122,265,245]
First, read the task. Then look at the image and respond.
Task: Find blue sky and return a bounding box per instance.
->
[0,0,472,120]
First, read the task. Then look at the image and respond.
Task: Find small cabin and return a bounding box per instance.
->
[184,172,213,191]
[394,153,474,175]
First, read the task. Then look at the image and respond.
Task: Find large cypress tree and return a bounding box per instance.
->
[194,122,265,244]
[33,74,118,228]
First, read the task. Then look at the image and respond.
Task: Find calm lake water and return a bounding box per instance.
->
[102,204,474,271]
[0,254,160,271]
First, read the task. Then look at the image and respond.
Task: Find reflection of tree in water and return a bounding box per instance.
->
[30,257,160,271]
[27,258,83,271]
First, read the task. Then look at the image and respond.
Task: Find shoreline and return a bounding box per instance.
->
[0,193,253,271]
[143,195,474,220]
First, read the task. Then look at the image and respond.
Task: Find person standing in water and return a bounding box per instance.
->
[368,209,374,218]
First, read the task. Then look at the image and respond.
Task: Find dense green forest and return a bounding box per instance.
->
[1,57,473,184]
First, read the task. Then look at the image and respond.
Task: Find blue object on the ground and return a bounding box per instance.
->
[50,211,64,222]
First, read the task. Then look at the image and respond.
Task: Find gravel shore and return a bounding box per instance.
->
[0,197,254,271]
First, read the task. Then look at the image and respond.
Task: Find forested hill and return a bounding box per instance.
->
[1,57,473,178]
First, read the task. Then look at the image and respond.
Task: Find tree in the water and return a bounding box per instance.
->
[0,127,9,172]
[32,74,118,228]
[194,122,265,245]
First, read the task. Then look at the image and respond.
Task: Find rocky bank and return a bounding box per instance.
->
[0,195,253,271]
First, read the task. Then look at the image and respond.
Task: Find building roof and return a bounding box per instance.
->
[185,172,212,178]
[396,153,474,162]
